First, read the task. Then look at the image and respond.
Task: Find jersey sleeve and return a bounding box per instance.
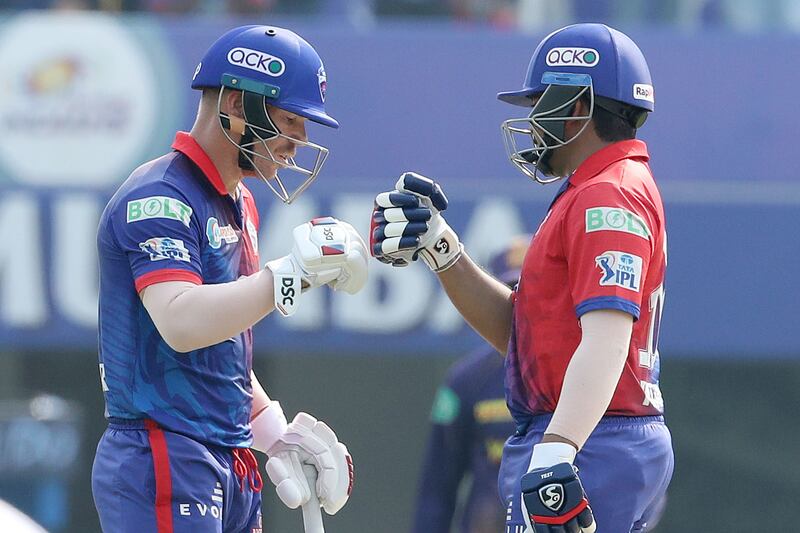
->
[110,184,203,292]
[562,182,658,320]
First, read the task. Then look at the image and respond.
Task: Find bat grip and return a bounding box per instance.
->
[301,464,324,533]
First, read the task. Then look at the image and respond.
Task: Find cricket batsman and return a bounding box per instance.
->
[372,23,673,532]
[92,26,365,532]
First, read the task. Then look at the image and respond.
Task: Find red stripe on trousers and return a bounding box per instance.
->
[145,420,174,533]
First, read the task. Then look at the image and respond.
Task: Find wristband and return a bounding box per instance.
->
[266,257,301,317]
[418,226,463,272]
[528,441,577,470]
[251,401,288,453]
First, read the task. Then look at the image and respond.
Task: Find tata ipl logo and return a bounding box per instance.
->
[227,47,285,77]
[595,250,642,292]
[545,47,600,67]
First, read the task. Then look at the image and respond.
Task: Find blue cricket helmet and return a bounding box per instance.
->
[192,25,338,128]
[498,24,653,184]
[498,23,654,112]
[190,25,337,204]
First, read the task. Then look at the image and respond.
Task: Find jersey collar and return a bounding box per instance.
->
[568,139,650,187]
[171,131,228,195]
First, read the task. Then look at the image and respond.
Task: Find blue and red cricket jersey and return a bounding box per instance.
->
[93,132,265,533]
[96,131,262,448]
[500,139,673,532]
[506,139,667,429]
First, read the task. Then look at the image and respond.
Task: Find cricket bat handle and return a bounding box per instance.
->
[301,464,324,533]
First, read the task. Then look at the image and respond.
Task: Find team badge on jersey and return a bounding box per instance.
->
[206,217,239,249]
[595,251,642,291]
[139,237,190,262]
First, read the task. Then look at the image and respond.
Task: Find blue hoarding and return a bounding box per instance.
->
[0,13,797,357]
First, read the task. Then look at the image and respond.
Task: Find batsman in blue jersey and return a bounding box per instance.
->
[92,26,367,532]
[412,238,527,533]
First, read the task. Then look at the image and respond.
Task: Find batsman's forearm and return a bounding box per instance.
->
[545,310,632,450]
[436,253,513,353]
[142,270,276,353]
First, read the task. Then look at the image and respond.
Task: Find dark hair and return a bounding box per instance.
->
[202,87,221,101]
[581,95,645,142]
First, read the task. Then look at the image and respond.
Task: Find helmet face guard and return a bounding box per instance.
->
[501,72,593,184]
[218,82,329,204]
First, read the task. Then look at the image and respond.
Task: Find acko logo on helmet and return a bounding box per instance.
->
[227,47,285,77]
[545,47,600,67]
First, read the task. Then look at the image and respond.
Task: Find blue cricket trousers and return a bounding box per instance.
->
[92,419,263,533]
[499,415,673,533]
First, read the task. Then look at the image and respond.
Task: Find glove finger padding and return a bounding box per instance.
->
[370,201,419,265]
[319,441,353,515]
[267,413,354,516]
[396,172,462,272]
[372,174,461,271]
[328,221,369,294]
[577,508,595,531]
[382,206,431,223]
[266,451,312,509]
[396,172,449,212]
[380,221,428,239]
[375,191,419,208]
[292,218,350,287]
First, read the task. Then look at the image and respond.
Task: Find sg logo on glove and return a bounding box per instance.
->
[538,483,564,512]
[520,463,596,533]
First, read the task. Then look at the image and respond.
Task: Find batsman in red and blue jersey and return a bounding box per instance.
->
[92,25,364,533]
[372,23,673,533]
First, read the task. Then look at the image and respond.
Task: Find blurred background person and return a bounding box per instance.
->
[411,236,528,533]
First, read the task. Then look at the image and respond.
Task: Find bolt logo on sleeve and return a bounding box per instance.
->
[127,196,193,227]
[585,207,650,239]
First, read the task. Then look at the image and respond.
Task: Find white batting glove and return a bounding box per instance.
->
[371,172,462,272]
[265,413,354,515]
[250,402,311,509]
[266,216,369,317]
[329,220,369,295]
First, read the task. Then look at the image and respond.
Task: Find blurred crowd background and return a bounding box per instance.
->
[6,0,800,31]
[0,1,798,532]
